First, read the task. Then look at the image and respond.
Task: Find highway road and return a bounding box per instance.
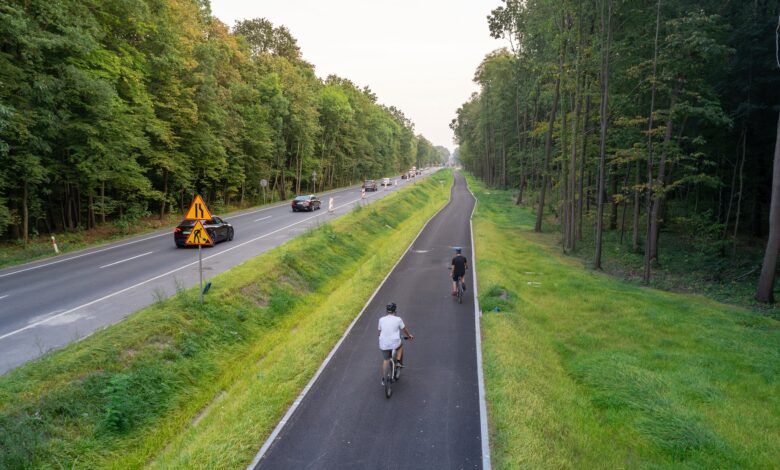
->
[250,172,488,469]
[0,172,433,374]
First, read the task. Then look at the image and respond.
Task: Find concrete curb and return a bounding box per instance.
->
[466,175,492,470]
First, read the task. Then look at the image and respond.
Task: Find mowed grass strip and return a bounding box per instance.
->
[0,170,452,469]
[467,175,780,469]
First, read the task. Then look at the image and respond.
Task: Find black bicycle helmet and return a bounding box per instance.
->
[386,302,397,313]
[454,246,462,253]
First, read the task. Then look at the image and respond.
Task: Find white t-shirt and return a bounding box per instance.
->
[378,314,405,350]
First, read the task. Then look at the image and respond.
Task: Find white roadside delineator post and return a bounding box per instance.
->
[361,188,366,199]
[51,236,59,254]
[328,197,334,213]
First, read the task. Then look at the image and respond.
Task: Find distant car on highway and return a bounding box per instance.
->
[401,173,408,180]
[363,180,378,191]
[174,217,233,247]
[381,177,391,187]
[291,195,321,212]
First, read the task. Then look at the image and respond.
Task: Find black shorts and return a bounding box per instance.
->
[381,343,402,359]
[452,273,465,282]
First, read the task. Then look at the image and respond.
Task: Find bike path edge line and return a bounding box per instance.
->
[245,176,454,470]
[467,179,492,470]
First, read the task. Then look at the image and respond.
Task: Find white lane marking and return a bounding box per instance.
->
[466,175,492,470]
[246,179,451,470]
[0,196,367,341]
[254,216,272,222]
[0,295,8,300]
[0,180,395,280]
[0,172,433,280]
[99,252,153,269]
[0,232,169,279]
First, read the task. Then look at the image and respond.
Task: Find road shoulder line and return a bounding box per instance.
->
[467,179,492,470]
[246,178,452,470]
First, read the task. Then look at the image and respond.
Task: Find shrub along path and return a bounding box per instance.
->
[469,175,780,469]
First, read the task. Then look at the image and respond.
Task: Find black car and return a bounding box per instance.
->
[291,195,321,212]
[174,216,234,247]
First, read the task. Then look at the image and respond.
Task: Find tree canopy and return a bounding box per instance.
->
[452,0,780,293]
[0,0,445,241]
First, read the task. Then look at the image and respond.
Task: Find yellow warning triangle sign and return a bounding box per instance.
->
[185,195,212,221]
[185,220,213,246]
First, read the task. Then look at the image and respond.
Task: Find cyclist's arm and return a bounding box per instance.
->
[402,326,413,340]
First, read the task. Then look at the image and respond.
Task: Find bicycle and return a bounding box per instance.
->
[383,337,409,399]
[455,274,465,304]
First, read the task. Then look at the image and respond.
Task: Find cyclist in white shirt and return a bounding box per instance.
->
[378,302,413,384]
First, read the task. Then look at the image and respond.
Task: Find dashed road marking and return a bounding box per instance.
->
[99,252,153,269]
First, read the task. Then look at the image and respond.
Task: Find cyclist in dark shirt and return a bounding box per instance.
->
[451,247,468,296]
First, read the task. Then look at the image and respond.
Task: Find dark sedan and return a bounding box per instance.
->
[174,216,234,247]
[291,195,321,212]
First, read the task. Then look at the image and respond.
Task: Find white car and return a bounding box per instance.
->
[382,177,391,186]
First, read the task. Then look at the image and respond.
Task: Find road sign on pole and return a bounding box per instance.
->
[185,194,212,221]
[260,179,268,205]
[183,196,214,305]
[185,220,213,246]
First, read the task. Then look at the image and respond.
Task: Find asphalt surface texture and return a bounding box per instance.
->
[254,172,482,469]
[0,172,434,374]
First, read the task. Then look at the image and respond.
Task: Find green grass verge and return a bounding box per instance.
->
[468,175,780,469]
[0,170,452,469]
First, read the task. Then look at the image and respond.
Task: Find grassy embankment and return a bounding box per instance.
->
[468,175,780,468]
[0,170,452,469]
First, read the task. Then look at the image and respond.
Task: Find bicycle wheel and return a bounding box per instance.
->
[385,363,393,399]
[457,281,464,304]
[393,359,402,381]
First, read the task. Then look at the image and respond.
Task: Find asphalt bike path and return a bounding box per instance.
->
[0,172,433,373]
[253,172,483,469]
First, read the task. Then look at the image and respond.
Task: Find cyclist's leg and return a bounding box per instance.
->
[381,349,392,381]
[396,343,404,364]
[452,274,458,294]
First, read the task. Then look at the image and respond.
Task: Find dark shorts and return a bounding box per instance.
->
[381,343,402,359]
[452,273,465,282]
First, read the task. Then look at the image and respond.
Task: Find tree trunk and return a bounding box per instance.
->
[88,192,94,229]
[578,92,591,241]
[609,171,618,230]
[22,181,29,244]
[642,0,662,283]
[535,67,562,233]
[648,84,680,264]
[101,181,106,224]
[593,0,613,269]
[160,169,168,220]
[756,109,780,302]
[732,130,747,258]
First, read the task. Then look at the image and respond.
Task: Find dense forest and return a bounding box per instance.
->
[0,0,446,242]
[452,0,780,301]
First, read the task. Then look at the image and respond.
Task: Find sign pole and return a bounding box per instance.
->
[198,244,203,305]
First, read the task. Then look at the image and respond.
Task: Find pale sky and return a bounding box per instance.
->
[210,0,506,152]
